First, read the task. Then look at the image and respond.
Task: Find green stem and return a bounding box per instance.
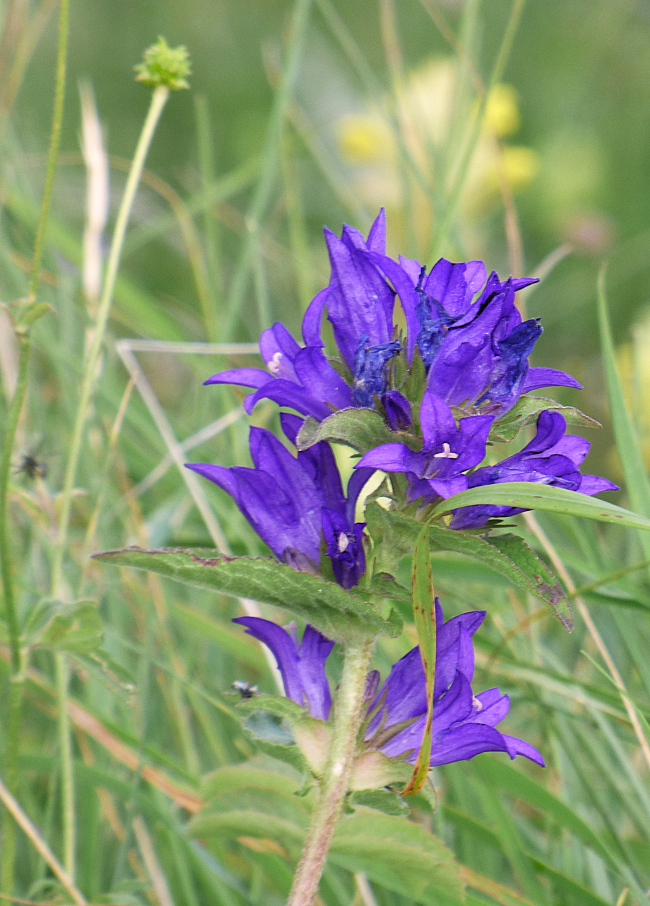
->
[27,0,69,305]
[49,82,169,885]
[56,654,74,876]
[286,636,376,906]
[0,336,29,677]
[0,679,24,894]
[0,0,69,892]
[50,82,169,595]
[428,0,526,261]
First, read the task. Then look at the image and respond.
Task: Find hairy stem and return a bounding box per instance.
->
[0,0,69,892]
[287,636,375,906]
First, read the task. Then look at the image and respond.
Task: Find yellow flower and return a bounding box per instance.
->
[484,84,521,138]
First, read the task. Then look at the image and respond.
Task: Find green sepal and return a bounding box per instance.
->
[488,395,601,443]
[241,726,309,774]
[295,408,421,455]
[236,694,305,722]
[349,789,410,816]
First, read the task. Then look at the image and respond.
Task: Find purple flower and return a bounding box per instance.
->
[366,252,581,415]
[355,389,493,500]
[364,599,544,767]
[234,617,334,720]
[382,390,413,431]
[186,414,372,588]
[203,322,353,421]
[450,410,619,530]
[303,209,396,372]
[234,601,544,768]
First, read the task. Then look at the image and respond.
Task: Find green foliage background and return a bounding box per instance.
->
[2,0,650,904]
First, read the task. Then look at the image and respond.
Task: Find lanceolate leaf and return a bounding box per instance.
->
[432,482,650,532]
[403,529,436,796]
[94,547,397,641]
[365,505,573,629]
[485,533,572,630]
[295,408,420,454]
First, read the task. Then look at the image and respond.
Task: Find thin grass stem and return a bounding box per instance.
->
[222,0,314,340]
[49,81,170,887]
[194,94,223,338]
[429,0,526,260]
[524,512,650,774]
[0,0,69,891]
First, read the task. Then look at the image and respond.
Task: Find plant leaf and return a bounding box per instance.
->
[28,598,103,653]
[235,695,306,721]
[295,408,420,454]
[330,809,465,905]
[94,547,397,641]
[489,395,600,443]
[348,789,410,816]
[402,529,436,796]
[190,763,309,842]
[485,533,572,630]
[431,482,650,531]
[201,765,301,804]
[365,505,573,629]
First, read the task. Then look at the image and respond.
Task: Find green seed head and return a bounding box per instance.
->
[134,37,191,91]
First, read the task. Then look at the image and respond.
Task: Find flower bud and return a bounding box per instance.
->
[134,37,191,91]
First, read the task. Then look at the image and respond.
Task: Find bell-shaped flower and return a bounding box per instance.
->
[366,251,580,415]
[202,210,405,420]
[355,389,493,500]
[233,600,544,770]
[451,410,619,530]
[203,322,353,421]
[187,414,373,587]
[234,617,334,720]
[303,209,396,367]
[426,271,582,414]
[364,599,544,767]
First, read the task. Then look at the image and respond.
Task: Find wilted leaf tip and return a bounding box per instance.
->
[134,36,191,90]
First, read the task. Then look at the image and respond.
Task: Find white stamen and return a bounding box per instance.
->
[267,351,283,375]
[433,442,459,460]
[472,696,482,711]
[338,533,350,553]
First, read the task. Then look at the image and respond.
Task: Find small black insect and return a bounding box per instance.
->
[232,680,258,700]
[15,453,48,480]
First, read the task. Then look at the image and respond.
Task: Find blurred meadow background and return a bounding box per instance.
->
[3,0,650,904]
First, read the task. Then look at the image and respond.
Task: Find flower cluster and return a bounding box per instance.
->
[187,414,372,588]
[188,211,618,778]
[191,208,615,588]
[235,599,544,771]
